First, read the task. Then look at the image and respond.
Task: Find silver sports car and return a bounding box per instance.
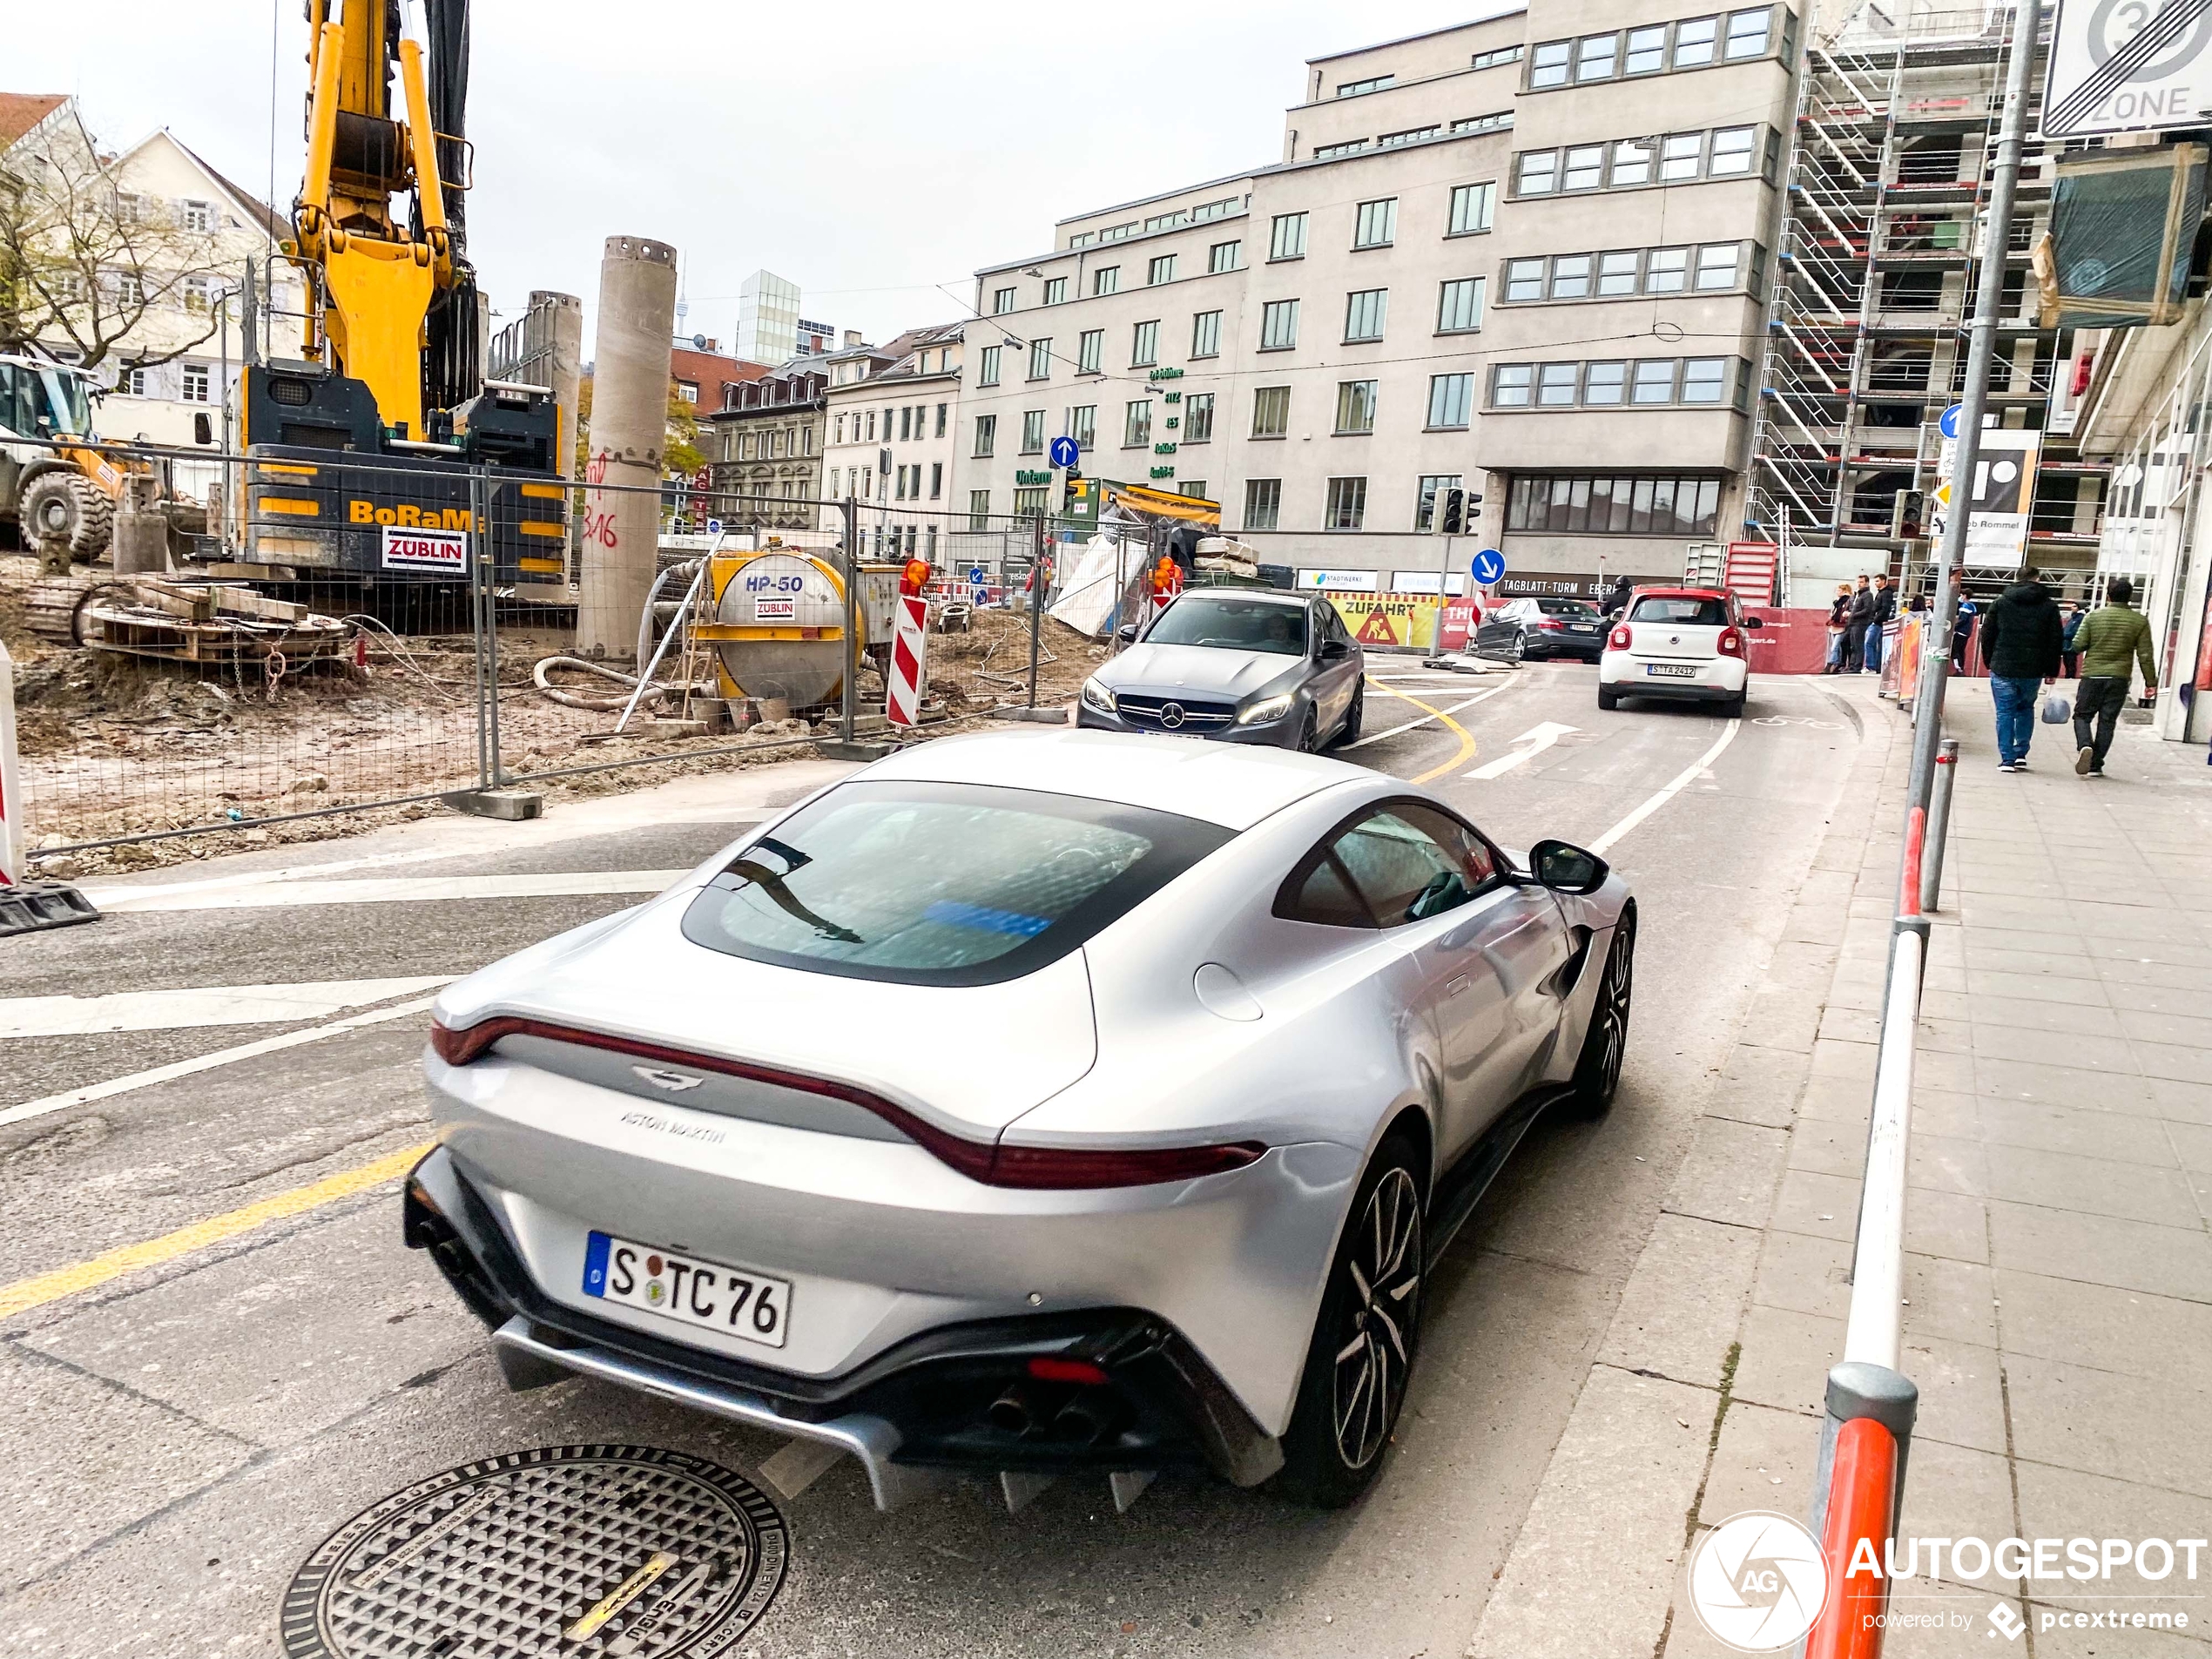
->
[409,731,1635,1513]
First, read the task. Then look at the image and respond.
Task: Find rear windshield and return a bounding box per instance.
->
[1535,598,1600,617]
[1630,596,1728,625]
[680,780,1231,986]
[1146,596,1307,655]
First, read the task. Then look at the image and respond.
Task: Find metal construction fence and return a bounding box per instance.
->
[2,441,1130,862]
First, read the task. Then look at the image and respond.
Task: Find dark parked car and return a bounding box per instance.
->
[1474,597,1609,662]
[1076,590,1366,751]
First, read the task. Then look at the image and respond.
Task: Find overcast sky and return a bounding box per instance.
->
[19,0,1508,354]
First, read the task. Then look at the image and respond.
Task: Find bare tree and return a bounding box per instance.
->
[0,105,223,373]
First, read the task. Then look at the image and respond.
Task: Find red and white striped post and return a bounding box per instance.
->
[885,557,932,728]
[0,637,24,887]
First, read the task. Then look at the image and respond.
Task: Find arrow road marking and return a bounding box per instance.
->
[1466,721,1578,780]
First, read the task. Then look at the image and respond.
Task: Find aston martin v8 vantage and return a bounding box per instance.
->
[409,731,1635,1510]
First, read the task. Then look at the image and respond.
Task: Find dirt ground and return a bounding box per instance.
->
[1,556,1100,876]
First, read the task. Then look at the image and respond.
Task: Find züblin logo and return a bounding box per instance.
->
[1689,1512,1829,1652]
[347,501,478,529]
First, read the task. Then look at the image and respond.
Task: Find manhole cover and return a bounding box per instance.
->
[280,1444,787,1658]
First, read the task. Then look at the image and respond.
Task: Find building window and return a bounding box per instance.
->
[1548,255,1590,300]
[1504,259,1545,302]
[1325,476,1367,530]
[1437,276,1485,333]
[1598,251,1641,295]
[979,345,1001,386]
[1078,328,1103,373]
[1070,404,1097,448]
[1530,39,1571,87]
[1352,198,1398,248]
[1583,361,1627,404]
[992,286,1017,314]
[1191,309,1222,357]
[1314,140,1370,159]
[973,414,996,456]
[1491,364,1533,406]
[1447,181,1495,234]
[1538,363,1580,406]
[1633,361,1678,403]
[1427,373,1474,428]
[1726,6,1772,57]
[924,462,939,498]
[1696,241,1743,289]
[936,402,948,437]
[1252,385,1291,437]
[181,273,213,312]
[1625,24,1669,72]
[900,407,913,442]
[1022,409,1047,452]
[1379,125,1442,148]
[1179,481,1209,500]
[180,362,211,402]
[1209,239,1241,273]
[1660,133,1703,182]
[833,414,845,444]
[1130,320,1159,367]
[1337,73,1395,96]
[1148,253,1177,286]
[1123,400,1152,446]
[1415,473,1464,531]
[1245,478,1282,530]
[1334,381,1379,434]
[1680,357,1729,402]
[180,199,213,233]
[1611,139,1654,186]
[969,489,991,529]
[1516,151,1558,195]
[1259,299,1299,350]
[1709,125,1757,174]
[1344,287,1388,342]
[1471,44,1522,69]
[1577,33,1618,80]
[119,366,147,396]
[1014,486,1049,516]
[1093,266,1120,295]
[1269,212,1309,260]
[1184,392,1215,442]
[1562,145,1605,191]
[1043,276,1068,305]
[1645,247,1689,293]
[1508,474,1722,536]
[1028,338,1053,380]
[1675,16,1718,66]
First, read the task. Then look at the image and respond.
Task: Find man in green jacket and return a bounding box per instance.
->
[2073,576,2158,777]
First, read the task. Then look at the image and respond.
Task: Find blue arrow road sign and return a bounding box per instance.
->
[705,517,723,535]
[1049,435,1080,469]
[1471,547,1507,584]
[1939,404,1964,441]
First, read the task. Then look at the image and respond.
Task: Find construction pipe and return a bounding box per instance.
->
[533,290,583,481]
[575,236,676,658]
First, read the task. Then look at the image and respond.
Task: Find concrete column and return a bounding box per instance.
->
[532,290,584,481]
[576,237,676,658]
[111,475,171,576]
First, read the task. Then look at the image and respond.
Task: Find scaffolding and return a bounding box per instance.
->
[1747,2,2103,594]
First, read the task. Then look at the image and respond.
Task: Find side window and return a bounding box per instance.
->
[1283,852,1374,927]
[1332,806,1495,926]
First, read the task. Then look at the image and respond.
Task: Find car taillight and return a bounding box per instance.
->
[426,1015,1264,1190]
[1028,1356,1109,1385]
[1717,628,1745,658]
[1608,625,1632,651]
[1537,619,1564,631]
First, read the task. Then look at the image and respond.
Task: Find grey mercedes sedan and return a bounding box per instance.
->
[1076,590,1365,752]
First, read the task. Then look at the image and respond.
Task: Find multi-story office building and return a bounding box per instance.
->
[736,270,803,367]
[819,323,965,560]
[961,6,1799,593]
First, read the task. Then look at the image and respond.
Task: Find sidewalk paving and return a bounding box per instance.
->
[1470,676,2212,1657]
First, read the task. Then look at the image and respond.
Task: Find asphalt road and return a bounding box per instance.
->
[0,662,1869,1658]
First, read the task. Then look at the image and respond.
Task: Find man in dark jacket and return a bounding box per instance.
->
[1844,575,1875,671]
[1863,573,1898,675]
[1977,577,2064,772]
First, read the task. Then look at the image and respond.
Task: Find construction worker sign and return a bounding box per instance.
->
[1326,591,1439,650]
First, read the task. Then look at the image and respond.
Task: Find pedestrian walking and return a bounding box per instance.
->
[1844,574,1875,671]
[1825,583,1851,673]
[2070,576,2158,778]
[1949,580,1979,673]
[1863,572,1897,675]
[1977,575,2064,772]
[1603,574,1634,621]
[2060,600,2087,678]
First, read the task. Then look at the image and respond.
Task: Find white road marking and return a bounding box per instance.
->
[1588,718,1742,855]
[0,976,455,1039]
[93,869,690,913]
[1466,721,1579,780]
[1345,684,1514,750]
[0,995,442,1131]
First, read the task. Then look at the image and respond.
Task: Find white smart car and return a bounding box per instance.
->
[1597,586,1763,715]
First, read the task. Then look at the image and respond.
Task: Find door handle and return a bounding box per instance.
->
[1445,974,1469,996]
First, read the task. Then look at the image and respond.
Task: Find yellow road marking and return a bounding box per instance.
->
[0,1140,434,1320]
[1367,683,1479,784]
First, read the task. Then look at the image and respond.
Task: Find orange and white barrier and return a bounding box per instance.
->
[1150,555,1182,620]
[886,558,931,727]
[0,638,22,886]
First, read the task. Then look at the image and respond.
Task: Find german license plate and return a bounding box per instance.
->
[583,1231,792,1349]
[1568,624,1597,633]
[1647,663,1700,678]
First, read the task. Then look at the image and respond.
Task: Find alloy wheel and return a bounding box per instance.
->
[1595,916,1635,1100]
[1332,1165,1422,1470]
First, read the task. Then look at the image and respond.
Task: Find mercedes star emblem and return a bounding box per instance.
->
[1159,702,1187,729]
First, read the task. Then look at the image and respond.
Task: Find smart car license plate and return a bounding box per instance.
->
[583,1231,792,1349]
[1647,663,1700,678]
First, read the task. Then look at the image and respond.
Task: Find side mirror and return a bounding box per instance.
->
[192,412,214,445]
[1116,623,1139,644]
[1528,838,1608,895]
[1743,615,1764,630]
[1320,637,1351,661]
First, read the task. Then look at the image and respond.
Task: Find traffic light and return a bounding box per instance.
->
[1062,466,1082,512]
[1892,489,1926,540]
[1440,488,1467,536]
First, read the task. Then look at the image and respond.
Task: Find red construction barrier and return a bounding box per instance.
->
[1804,1417,1900,1659]
[1899,806,1925,918]
[886,560,931,727]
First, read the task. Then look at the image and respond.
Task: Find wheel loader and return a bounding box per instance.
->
[0,352,128,573]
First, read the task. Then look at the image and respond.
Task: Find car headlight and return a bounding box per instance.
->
[1238,692,1295,725]
[1080,676,1116,714]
